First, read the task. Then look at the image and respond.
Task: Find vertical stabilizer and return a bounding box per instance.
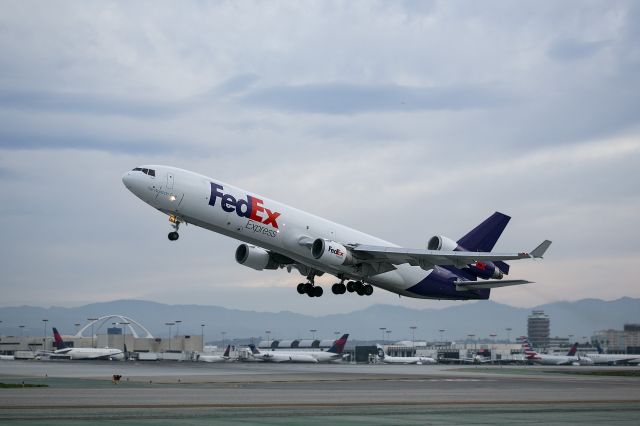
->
[327,334,349,354]
[52,327,68,350]
[457,212,511,252]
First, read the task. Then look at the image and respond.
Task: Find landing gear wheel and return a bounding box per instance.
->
[313,286,323,297]
[168,232,179,241]
[332,283,346,294]
[346,281,356,292]
[303,283,314,294]
[364,284,374,296]
[297,283,306,294]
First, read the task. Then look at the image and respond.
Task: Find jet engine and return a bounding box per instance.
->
[427,235,459,251]
[311,239,353,266]
[466,261,504,280]
[235,244,279,270]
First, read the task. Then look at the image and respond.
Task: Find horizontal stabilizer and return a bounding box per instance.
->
[455,279,532,291]
[530,240,552,258]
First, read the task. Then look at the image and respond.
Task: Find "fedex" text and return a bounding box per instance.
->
[209,183,281,229]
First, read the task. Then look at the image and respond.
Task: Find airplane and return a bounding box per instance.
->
[586,341,640,365]
[376,344,436,365]
[52,328,124,360]
[440,353,492,364]
[258,334,350,363]
[196,344,233,363]
[122,166,551,300]
[521,338,592,366]
[248,344,318,363]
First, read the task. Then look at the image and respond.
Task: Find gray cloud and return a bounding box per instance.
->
[1,1,639,314]
[240,83,511,114]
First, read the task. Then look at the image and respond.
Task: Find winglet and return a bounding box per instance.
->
[530,240,552,258]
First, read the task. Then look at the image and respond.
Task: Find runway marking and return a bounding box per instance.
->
[2,400,640,410]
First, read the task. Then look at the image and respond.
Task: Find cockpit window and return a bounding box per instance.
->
[131,167,156,177]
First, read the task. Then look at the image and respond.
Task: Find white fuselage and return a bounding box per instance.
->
[262,350,342,363]
[54,347,124,360]
[378,355,436,365]
[252,351,318,363]
[197,354,229,363]
[122,166,434,297]
[585,353,640,365]
[527,354,592,366]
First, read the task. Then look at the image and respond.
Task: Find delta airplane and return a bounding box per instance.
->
[52,328,124,360]
[521,338,592,366]
[376,345,436,365]
[248,344,318,363]
[196,345,232,363]
[586,341,640,365]
[122,166,551,300]
[256,334,350,363]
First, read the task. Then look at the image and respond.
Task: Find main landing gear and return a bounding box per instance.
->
[296,279,373,298]
[296,274,323,297]
[343,280,373,296]
[168,216,180,241]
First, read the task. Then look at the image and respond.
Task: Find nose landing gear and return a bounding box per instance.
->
[168,216,181,241]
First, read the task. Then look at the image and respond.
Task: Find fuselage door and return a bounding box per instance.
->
[167,172,175,190]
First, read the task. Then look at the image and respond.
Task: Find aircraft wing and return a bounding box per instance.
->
[352,240,551,270]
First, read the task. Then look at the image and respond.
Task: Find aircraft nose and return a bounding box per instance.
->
[122,171,132,188]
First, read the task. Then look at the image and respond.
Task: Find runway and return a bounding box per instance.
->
[1,360,639,424]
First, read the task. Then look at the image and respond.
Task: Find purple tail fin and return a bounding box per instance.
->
[457,212,511,252]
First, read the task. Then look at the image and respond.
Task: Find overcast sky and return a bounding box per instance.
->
[1,1,639,315]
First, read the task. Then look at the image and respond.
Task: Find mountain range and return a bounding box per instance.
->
[1,298,638,343]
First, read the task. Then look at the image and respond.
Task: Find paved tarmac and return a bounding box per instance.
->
[1,359,639,424]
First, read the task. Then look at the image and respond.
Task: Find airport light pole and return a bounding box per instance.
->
[410,326,417,347]
[439,329,445,346]
[74,323,81,334]
[221,331,226,348]
[87,318,98,348]
[175,320,182,351]
[310,329,317,340]
[165,322,174,351]
[265,330,271,348]
[380,327,386,344]
[505,327,512,343]
[468,334,475,354]
[386,330,392,343]
[119,322,130,356]
[42,319,48,351]
[19,325,24,337]
[201,324,205,350]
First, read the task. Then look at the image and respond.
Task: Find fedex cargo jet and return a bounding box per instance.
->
[123,166,551,300]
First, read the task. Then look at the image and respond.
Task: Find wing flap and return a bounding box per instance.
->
[353,244,532,269]
[454,279,532,291]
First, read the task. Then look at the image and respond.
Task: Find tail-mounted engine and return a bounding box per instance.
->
[235,244,279,271]
[311,239,353,266]
[427,235,460,251]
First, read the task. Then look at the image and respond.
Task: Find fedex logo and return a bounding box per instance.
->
[209,183,281,229]
[328,246,344,257]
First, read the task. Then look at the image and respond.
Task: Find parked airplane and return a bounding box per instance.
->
[196,345,232,363]
[376,345,436,365]
[258,334,350,363]
[123,166,551,300]
[586,341,640,365]
[52,328,124,360]
[248,344,318,363]
[521,338,592,366]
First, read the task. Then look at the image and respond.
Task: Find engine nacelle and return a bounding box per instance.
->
[466,261,504,280]
[235,244,279,271]
[311,239,353,266]
[427,235,459,251]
